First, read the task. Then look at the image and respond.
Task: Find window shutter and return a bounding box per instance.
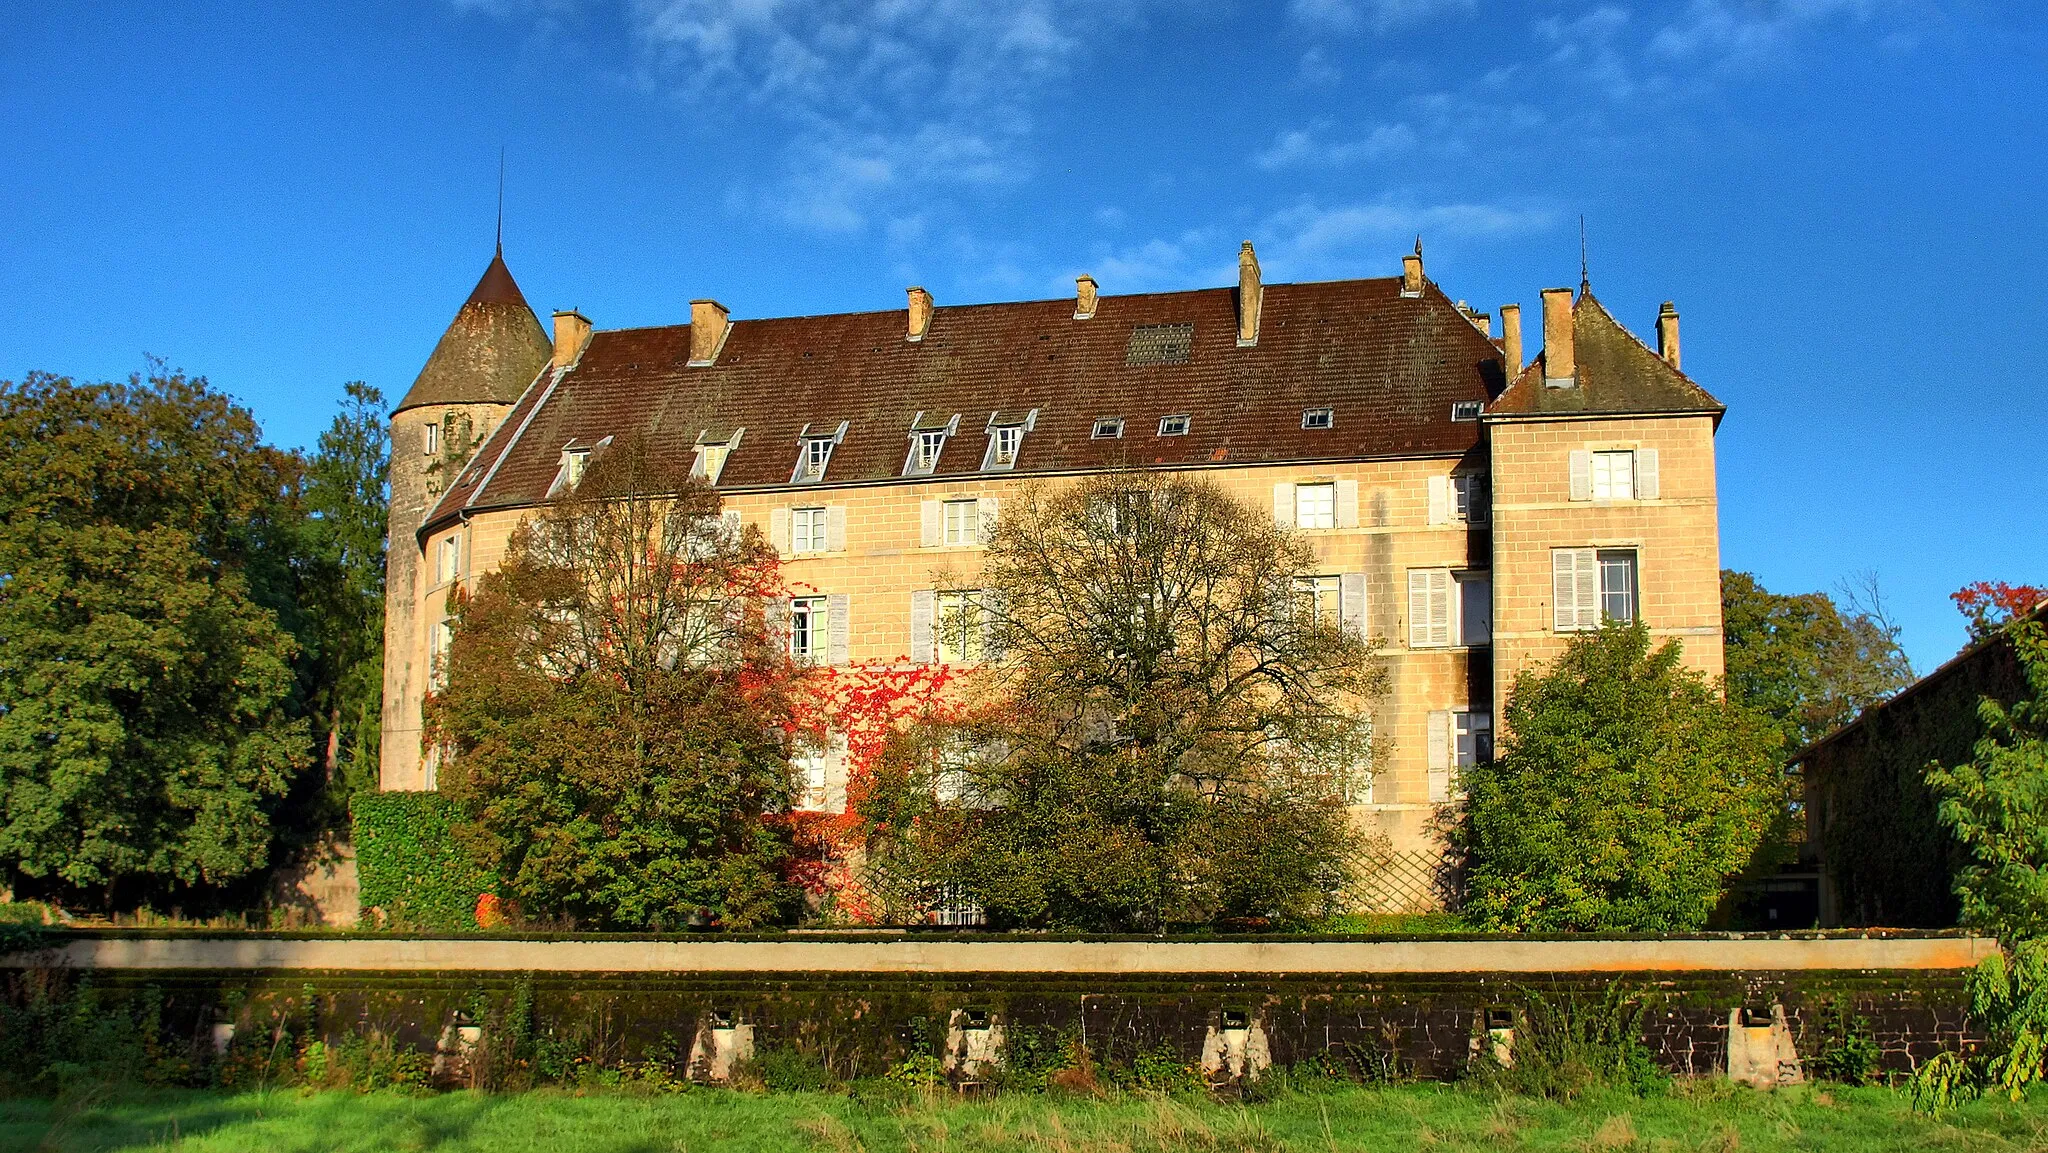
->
[1429,571,1451,645]
[1272,483,1294,529]
[720,509,743,539]
[827,593,850,665]
[1427,710,1451,803]
[826,506,848,552]
[1553,550,1579,632]
[1427,475,1450,524]
[919,500,943,548]
[1569,450,1593,501]
[1336,479,1360,528]
[1635,448,1660,500]
[980,590,1005,662]
[1340,572,1368,639]
[910,590,936,663]
[764,596,789,645]
[977,497,1000,544]
[1575,549,1599,629]
[769,507,791,553]
[1408,570,1449,648]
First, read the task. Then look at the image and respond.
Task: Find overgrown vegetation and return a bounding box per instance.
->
[1720,569,1913,750]
[0,369,386,914]
[350,792,495,931]
[1470,985,1668,1101]
[1456,621,1785,932]
[1928,620,2048,939]
[858,472,1385,932]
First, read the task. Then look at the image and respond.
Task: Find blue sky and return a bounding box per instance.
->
[2,1,2041,670]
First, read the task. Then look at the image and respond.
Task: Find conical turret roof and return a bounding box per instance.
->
[395,246,553,414]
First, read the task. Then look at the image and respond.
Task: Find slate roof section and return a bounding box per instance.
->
[395,246,554,414]
[423,276,1507,538]
[1486,289,1724,421]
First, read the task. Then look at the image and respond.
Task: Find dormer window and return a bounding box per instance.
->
[903,412,960,477]
[548,448,592,496]
[1302,407,1334,430]
[982,409,1037,472]
[1158,414,1190,437]
[691,428,743,485]
[791,421,848,484]
[1092,417,1124,439]
[1451,401,1482,422]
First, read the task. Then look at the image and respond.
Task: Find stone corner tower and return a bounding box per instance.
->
[379,245,552,791]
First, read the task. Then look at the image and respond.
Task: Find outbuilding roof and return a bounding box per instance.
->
[1487,289,1724,422]
[422,275,1508,537]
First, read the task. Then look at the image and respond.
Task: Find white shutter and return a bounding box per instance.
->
[980,590,1005,662]
[1427,710,1452,803]
[719,509,743,541]
[1335,479,1360,528]
[1569,450,1593,501]
[1272,482,1294,528]
[1575,549,1599,630]
[1427,475,1450,525]
[826,505,848,552]
[919,500,943,548]
[1553,550,1576,631]
[827,593,850,665]
[1635,448,1660,500]
[977,497,1000,544]
[1407,569,1450,648]
[769,507,791,553]
[1428,571,1451,645]
[1340,572,1368,639]
[910,590,936,663]
[764,596,789,648]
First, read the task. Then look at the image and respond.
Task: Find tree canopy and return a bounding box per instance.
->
[1457,622,1784,933]
[1721,569,1913,750]
[858,472,1384,931]
[430,438,803,930]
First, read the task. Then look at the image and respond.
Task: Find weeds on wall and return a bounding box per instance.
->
[1471,984,1668,1101]
[1804,998,1883,1086]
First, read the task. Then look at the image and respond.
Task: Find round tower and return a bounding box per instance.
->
[380,245,552,790]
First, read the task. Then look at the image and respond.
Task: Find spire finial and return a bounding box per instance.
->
[1579,215,1589,293]
[1413,234,1423,257]
[496,147,506,255]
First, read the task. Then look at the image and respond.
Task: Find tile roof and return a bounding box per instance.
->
[423,276,1508,537]
[395,247,553,414]
[1486,289,1724,421]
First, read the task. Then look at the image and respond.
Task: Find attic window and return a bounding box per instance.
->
[548,448,591,497]
[1451,401,1483,422]
[903,412,961,477]
[1092,417,1124,439]
[792,421,848,485]
[1302,407,1334,430]
[982,409,1038,472]
[1158,414,1190,437]
[1125,323,1193,366]
[691,428,744,485]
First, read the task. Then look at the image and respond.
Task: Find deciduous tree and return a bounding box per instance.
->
[859,472,1384,931]
[1457,622,1783,932]
[1721,570,1913,749]
[1928,620,2048,939]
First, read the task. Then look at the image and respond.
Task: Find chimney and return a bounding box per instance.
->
[906,286,934,342]
[1471,311,1491,338]
[1074,275,1098,320]
[552,309,591,370]
[1401,242,1424,297]
[1657,301,1681,371]
[1236,241,1262,347]
[1541,288,1575,386]
[688,299,730,366]
[1500,303,1522,372]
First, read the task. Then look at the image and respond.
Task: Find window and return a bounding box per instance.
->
[1553,548,1638,631]
[549,448,591,495]
[1092,417,1124,439]
[1408,569,1453,647]
[436,534,462,585]
[1450,401,1482,422]
[1455,711,1492,767]
[423,421,440,456]
[1293,575,1341,626]
[692,443,729,483]
[942,499,980,546]
[793,748,830,812]
[1453,473,1489,524]
[989,425,1022,468]
[1458,574,1492,646]
[796,437,835,483]
[1158,414,1190,436]
[1591,450,1635,500]
[789,596,827,661]
[1428,709,1491,802]
[1301,407,1334,430]
[791,507,827,554]
[911,429,946,473]
[931,883,986,927]
[937,590,984,663]
[429,620,454,689]
[1294,482,1336,529]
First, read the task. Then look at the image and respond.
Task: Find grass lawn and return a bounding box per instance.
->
[5,1083,2048,1153]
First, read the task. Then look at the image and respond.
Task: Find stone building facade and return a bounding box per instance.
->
[378,242,1727,908]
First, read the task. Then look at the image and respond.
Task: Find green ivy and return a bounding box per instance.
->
[350,792,494,932]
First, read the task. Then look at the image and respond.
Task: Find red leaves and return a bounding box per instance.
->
[1954,581,2048,638]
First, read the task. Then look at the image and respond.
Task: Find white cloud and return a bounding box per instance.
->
[1255,122,1417,170]
[1258,200,1555,278]
[1294,47,1343,86]
[1649,0,1882,66]
[1286,0,1474,34]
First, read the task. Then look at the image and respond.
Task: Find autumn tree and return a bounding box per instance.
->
[1721,570,1913,750]
[0,369,308,904]
[1954,582,2048,644]
[859,472,1385,931]
[430,436,803,929]
[1457,622,1784,933]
